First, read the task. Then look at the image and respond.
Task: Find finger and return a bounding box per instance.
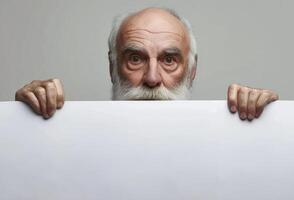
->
[255,92,272,118]
[268,91,279,102]
[17,91,41,115]
[15,89,25,101]
[237,87,249,120]
[52,78,65,109]
[247,90,259,120]
[261,89,279,101]
[43,82,57,117]
[29,80,42,88]
[34,86,49,118]
[227,84,239,113]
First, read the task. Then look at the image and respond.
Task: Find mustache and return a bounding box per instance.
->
[113,80,191,100]
[121,85,173,100]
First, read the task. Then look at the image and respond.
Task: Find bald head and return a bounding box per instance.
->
[118,8,188,40]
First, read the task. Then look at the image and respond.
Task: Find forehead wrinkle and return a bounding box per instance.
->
[121,32,182,46]
[123,28,184,39]
[120,39,146,49]
[123,35,148,41]
[118,25,189,57]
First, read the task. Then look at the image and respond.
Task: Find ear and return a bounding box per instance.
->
[189,54,197,85]
[108,51,114,84]
[190,66,196,81]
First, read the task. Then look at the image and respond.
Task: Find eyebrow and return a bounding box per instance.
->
[159,47,184,61]
[121,44,148,55]
[160,47,182,56]
[121,45,184,60]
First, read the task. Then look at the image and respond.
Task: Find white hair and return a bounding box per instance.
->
[107,8,198,100]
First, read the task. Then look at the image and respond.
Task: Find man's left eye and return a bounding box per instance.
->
[163,55,175,65]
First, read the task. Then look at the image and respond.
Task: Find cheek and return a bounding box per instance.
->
[161,64,187,88]
[120,64,145,86]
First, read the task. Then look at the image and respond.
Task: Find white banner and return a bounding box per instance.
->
[0,101,293,200]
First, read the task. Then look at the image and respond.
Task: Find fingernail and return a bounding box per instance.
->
[240,112,246,119]
[231,106,237,112]
[48,110,55,116]
[248,114,254,120]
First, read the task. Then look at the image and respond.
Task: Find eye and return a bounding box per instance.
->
[160,54,179,72]
[129,54,143,65]
[163,55,175,65]
[162,55,177,66]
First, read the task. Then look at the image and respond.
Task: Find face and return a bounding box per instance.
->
[111,8,195,100]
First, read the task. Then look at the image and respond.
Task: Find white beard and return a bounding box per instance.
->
[111,71,192,100]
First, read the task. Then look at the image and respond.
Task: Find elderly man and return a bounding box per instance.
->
[15,7,278,121]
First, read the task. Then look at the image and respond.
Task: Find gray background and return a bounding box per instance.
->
[0,0,293,101]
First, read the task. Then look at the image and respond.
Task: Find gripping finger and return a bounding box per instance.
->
[227,84,239,113]
[268,91,279,102]
[247,90,259,120]
[34,86,48,118]
[255,92,272,118]
[44,82,57,117]
[237,87,249,120]
[52,78,65,109]
[18,91,41,115]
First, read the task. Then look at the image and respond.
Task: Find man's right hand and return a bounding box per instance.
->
[15,78,64,119]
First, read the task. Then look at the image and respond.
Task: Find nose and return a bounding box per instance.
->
[143,58,162,88]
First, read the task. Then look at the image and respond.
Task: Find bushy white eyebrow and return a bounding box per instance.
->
[121,44,148,56]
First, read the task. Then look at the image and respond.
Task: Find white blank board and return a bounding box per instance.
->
[0,101,294,200]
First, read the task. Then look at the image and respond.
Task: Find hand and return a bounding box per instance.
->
[227,83,279,121]
[15,78,65,119]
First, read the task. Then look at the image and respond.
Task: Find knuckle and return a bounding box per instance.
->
[248,98,255,105]
[228,84,237,93]
[36,86,45,92]
[43,82,50,87]
[23,83,31,89]
[249,90,257,96]
[44,81,55,88]
[30,80,40,84]
[239,87,249,93]
[230,83,239,88]
[22,91,31,98]
[51,78,61,82]
[21,87,29,93]
[34,87,46,95]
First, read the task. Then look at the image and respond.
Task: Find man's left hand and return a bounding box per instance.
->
[227,83,279,121]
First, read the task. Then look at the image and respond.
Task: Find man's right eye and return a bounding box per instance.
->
[128,54,143,65]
